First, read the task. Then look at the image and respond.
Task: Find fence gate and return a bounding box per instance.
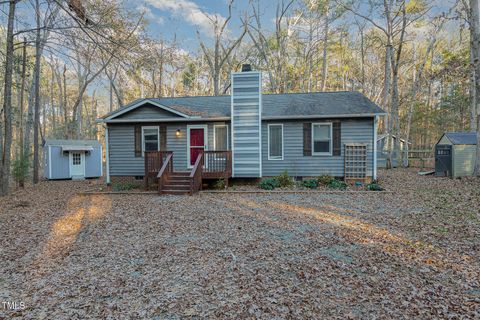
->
[344,144,367,180]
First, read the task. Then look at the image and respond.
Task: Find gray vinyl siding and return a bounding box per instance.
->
[85,146,102,178]
[109,125,144,176]
[262,119,374,177]
[108,122,231,175]
[116,104,181,120]
[231,72,262,177]
[48,146,70,179]
[453,145,476,177]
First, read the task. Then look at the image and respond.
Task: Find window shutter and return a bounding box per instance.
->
[134,125,142,157]
[160,125,167,151]
[303,123,312,156]
[332,121,341,156]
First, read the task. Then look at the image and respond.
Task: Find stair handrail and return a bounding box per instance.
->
[189,152,204,195]
[157,153,173,194]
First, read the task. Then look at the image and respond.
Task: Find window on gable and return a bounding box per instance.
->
[142,126,159,155]
[268,124,283,160]
[214,125,229,150]
[312,123,332,155]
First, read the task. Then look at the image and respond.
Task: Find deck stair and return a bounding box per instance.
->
[145,150,232,196]
[161,171,192,195]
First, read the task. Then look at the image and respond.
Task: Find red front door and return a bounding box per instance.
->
[189,128,205,166]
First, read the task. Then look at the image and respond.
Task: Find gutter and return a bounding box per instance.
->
[96,113,387,124]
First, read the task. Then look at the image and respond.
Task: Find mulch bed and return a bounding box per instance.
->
[0,169,479,319]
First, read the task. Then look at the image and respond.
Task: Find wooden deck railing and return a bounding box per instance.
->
[189,153,203,195]
[144,151,172,189]
[202,151,232,184]
[157,153,173,194]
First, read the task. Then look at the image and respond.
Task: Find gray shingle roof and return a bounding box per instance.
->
[444,132,477,145]
[44,139,101,147]
[101,91,385,120]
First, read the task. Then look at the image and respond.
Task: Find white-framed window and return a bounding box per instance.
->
[268,124,283,160]
[312,123,332,155]
[142,126,160,156]
[213,124,229,150]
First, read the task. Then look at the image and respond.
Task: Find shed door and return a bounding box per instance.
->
[70,151,85,177]
[435,145,452,177]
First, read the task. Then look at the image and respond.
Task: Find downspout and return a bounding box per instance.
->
[373,116,378,181]
[104,124,110,184]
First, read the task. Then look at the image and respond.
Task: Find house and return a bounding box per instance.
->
[98,68,385,194]
[43,139,102,180]
[376,133,411,168]
[435,132,478,178]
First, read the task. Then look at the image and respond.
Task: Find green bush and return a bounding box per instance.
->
[213,179,226,190]
[328,179,347,190]
[366,181,384,191]
[276,170,293,188]
[12,157,29,185]
[259,178,280,190]
[113,182,137,191]
[317,175,334,186]
[302,179,319,189]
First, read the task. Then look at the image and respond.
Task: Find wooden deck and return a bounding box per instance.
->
[144,150,232,195]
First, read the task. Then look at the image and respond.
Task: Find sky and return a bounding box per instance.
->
[128,0,459,53]
[130,0,277,51]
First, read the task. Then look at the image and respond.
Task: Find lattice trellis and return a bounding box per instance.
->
[344,144,367,179]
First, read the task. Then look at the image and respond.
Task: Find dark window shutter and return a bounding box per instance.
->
[134,125,142,157]
[160,125,167,151]
[303,123,312,156]
[332,120,341,156]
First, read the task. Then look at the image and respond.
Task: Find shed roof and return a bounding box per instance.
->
[100,91,385,121]
[44,139,101,147]
[442,132,477,145]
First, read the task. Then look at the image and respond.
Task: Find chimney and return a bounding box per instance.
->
[241,64,252,72]
[231,67,262,178]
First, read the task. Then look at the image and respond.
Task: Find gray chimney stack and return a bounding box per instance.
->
[230,68,262,177]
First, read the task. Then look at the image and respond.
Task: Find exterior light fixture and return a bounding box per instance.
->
[176,129,181,137]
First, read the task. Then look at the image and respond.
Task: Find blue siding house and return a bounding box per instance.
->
[98,68,385,194]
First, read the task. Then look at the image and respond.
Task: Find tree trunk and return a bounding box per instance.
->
[33,0,41,184]
[320,3,329,91]
[0,0,17,196]
[471,0,480,176]
[18,38,27,188]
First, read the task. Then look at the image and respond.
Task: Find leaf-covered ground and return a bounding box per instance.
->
[1,169,479,319]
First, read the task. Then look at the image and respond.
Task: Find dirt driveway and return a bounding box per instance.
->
[1,169,479,319]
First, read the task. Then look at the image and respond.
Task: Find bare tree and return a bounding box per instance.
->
[197,0,247,96]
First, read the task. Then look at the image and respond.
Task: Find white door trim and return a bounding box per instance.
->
[69,151,86,178]
[187,124,208,169]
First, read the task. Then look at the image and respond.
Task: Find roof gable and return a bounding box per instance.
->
[115,103,184,120]
[103,99,191,120]
[444,132,477,145]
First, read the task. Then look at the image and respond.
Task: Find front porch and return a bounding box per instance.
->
[144,151,232,195]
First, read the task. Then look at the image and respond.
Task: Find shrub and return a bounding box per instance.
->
[276,170,293,188]
[12,157,29,185]
[113,182,137,191]
[317,175,334,186]
[366,181,384,191]
[259,178,280,190]
[213,179,226,190]
[328,179,347,190]
[302,179,319,189]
